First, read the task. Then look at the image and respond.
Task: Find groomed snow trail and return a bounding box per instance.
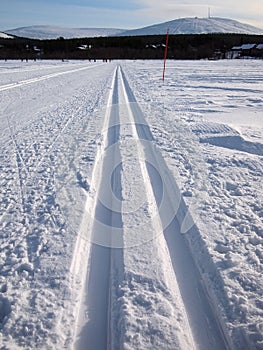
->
[1,59,261,350]
[73,65,230,350]
[0,60,118,349]
[0,62,105,91]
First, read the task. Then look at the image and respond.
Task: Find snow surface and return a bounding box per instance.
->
[119,17,263,36]
[0,32,13,39]
[5,17,263,39]
[4,26,125,39]
[0,59,262,350]
[123,59,263,349]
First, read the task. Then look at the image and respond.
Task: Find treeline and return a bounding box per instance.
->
[0,33,263,60]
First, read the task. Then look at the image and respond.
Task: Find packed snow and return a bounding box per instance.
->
[0,59,262,350]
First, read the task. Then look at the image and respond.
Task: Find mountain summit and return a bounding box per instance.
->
[5,17,263,39]
[119,17,263,36]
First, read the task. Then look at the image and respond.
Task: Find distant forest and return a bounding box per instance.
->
[0,33,263,60]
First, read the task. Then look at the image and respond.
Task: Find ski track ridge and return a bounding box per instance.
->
[71,66,121,350]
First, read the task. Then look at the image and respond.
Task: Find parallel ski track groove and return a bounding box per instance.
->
[119,67,231,350]
[74,65,231,350]
[73,66,124,350]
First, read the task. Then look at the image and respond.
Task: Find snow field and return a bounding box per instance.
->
[120,68,229,349]
[0,60,103,89]
[123,59,263,349]
[0,61,117,348]
[0,59,262,349]
[73,65,229,350]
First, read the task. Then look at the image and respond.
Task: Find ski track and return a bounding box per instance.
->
[121,59,263,350]
[72,65,230,350]
[0,61,117,349]
[0,65,108,248]
[2,60,261,349]
[0,62,105,91]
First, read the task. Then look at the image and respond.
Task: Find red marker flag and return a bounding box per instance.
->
[162,28,169,81]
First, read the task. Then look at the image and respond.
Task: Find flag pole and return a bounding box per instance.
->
[162,28,169,81]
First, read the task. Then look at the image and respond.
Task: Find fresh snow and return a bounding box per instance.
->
[0,59,262,350]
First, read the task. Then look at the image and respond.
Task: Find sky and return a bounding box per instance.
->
[1,0,263,31]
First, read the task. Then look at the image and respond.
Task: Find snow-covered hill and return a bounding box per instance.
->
[4,17,263,39]
[119,17,263,36]
[4,25,125,39]
[0,32,14,39]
